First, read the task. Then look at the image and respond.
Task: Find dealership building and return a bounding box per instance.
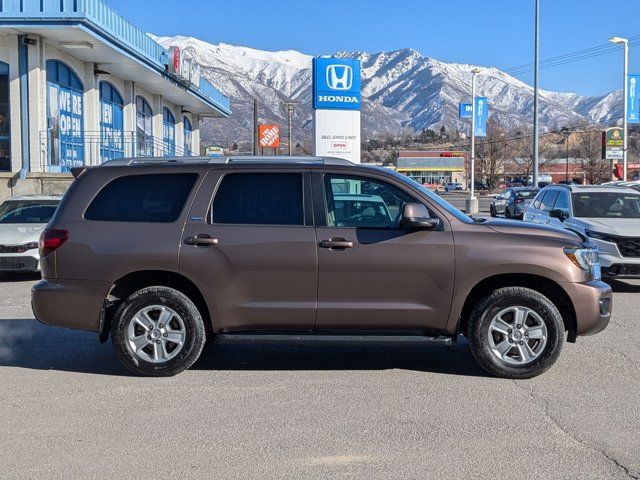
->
[0,0,231,200]
[396,150,469,187]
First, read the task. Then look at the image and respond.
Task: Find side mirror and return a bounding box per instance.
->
[401,203,440,229]
[549,209,567,222]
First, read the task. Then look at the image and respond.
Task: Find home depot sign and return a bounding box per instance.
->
[259,124,280,148]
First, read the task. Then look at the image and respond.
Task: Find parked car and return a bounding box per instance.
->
[602,180,640,193]
[32,156,611,379]
[523,184,640,278]
[0,195,61,272]
[443,182,464,192]
[490,187,540,219]
[468,181,490,191]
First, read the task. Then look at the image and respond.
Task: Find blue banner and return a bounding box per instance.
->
[459,102,472,119]
[313,58,361,111]
[628,74,639,124]
[474,96,488,137]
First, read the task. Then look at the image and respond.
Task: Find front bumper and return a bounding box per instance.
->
[31,278,111,332]
[562,280,612,337]
[590,238,640,277]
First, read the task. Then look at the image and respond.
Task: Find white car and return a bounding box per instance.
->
[523,185,640,278]
[0,195,61,272]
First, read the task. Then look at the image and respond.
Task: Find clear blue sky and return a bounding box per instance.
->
[108,0,639,97]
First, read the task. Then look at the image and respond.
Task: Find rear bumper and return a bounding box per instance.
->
[562,280,612,336]
[31,278,110,332]
[0,253,39,272]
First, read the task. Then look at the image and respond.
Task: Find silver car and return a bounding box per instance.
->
[524,185,640,278]
[0,195,61,272]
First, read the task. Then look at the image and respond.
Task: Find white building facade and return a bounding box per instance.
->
[0,0,231,200]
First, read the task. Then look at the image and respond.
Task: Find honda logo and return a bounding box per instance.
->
[326,64,353,91]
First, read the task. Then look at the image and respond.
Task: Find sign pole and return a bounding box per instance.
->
[532,0,539,188]
[465,69,481,215]
[623,41,629,181]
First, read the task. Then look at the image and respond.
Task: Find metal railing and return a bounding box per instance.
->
[38,130,190,172]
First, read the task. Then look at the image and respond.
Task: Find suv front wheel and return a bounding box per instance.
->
[467,287,564,379]
[112,286,206,376]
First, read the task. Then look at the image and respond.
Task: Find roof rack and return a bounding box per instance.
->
[100,156,354,167]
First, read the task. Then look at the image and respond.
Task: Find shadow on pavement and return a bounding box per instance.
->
[0,318,488,378]
[0,272,41,283]
[607,279,640,294]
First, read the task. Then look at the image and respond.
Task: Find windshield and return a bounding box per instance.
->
[516,190,539,198]
[0,201,59,224]
[385,169,473,223]
[572,192,640,219]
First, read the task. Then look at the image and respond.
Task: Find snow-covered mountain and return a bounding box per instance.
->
[152,35,621,145]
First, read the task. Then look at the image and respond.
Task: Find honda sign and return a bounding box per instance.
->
[313,58,361,111]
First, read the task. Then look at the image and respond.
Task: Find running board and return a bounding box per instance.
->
[214,334,453,347]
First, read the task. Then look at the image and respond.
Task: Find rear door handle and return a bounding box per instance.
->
[184,234,219,247]
[319,237,354,250]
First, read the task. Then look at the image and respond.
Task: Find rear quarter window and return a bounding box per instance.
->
[85,173,198,222]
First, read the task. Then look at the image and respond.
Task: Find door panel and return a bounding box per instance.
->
[314,171,455,331]
[180,170,318,332]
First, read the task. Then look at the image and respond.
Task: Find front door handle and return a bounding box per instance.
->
[184,234,219,247]
[319,237,354,250]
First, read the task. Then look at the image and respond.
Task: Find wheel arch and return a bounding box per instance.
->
[457,273,577,343]
[100,270,212,343]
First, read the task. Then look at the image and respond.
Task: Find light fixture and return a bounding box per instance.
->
[59,41,94,49]
[608,36,628,44]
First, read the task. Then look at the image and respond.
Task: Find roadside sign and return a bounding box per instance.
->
[459,102,472,118]
[628,74,639,124]
[474,96,488,137]
[602,127,624,160]
[259,124,280,148]
[205,145,224,157]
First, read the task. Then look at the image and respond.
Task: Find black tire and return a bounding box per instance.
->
[467,287,564,379]
[505,207,511,218]
[112,286,206,377]
[490,206,496,217]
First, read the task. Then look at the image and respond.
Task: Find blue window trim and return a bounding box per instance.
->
[183,116,193,156]
[46,60,83,92]
[162,107,175,157]
[135,95,153,157]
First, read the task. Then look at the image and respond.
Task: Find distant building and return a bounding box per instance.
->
[396,150,468,186]
[0,0,231,200]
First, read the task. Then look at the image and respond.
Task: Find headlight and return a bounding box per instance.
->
[564,246,601,280]
[585,230,617,243]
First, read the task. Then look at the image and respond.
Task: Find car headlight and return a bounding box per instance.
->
[585,230,617,243]
[564,246,601,280]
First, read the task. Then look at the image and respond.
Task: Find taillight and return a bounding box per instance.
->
[39,229,69,257]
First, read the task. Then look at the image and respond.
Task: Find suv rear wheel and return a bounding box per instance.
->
[112,286,206,376]
[467,287,564,379]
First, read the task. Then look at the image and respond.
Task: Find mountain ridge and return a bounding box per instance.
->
[151,34,622,145]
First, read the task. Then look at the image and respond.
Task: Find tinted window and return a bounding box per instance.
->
[211,173,303,225]
[0,201,59,224]
[540,191,559,211]
[554,192,570,214]
[85,174,197,222]
[324,174,417,228]
[572,192,640,218]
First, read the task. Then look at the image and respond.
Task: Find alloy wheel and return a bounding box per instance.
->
[487,306,548,365]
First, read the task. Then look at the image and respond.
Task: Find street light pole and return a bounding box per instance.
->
[609,36,629,181]
[466,68,481,215]
[532,0,540,188]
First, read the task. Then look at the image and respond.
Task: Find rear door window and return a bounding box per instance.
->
[85,173,198,222]
[211,172,303,226]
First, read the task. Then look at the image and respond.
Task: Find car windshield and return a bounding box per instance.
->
[385,169,473,223]
[516,190,539,198]
[572,192,640,219]
[0,200,59,224]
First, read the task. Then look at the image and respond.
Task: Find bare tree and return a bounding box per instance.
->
[475,119,510,188]
[573,129,610,184]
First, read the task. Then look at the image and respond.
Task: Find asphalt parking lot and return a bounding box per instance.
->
[0,272,639,479]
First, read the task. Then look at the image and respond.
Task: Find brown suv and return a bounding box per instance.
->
[31,157,612,378]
